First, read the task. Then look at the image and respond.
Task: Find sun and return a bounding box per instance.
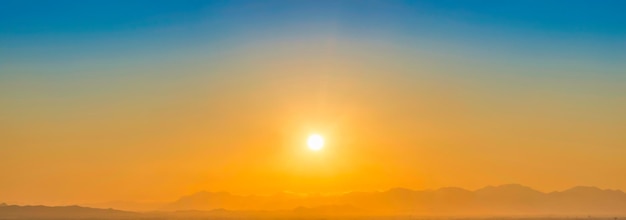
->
[307,134,325,151]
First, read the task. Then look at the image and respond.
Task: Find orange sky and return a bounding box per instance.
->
[2,35,625,206]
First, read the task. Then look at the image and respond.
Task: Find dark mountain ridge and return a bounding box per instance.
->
[3,184,625,218]
[0,205,137,219]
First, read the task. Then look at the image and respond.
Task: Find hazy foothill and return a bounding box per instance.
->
[2,185,626,219]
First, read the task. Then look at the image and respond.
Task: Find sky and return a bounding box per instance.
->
[1,0,625,206]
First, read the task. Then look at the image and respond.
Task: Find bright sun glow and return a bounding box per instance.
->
[307,134,325,151]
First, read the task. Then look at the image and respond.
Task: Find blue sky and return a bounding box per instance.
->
[1,1,624,34]
[2,0,624,50]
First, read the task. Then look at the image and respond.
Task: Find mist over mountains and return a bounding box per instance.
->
[3,184,626,219]
[158,184,626,215]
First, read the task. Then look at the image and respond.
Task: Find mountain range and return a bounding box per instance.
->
[158,184,626,215]
[3,184,626,219]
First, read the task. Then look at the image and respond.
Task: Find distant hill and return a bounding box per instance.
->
[5,184,625,219]
[82,200,164,212]
[160,184,626,215]
[0,205,138,219]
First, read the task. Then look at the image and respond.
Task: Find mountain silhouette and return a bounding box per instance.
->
[82,200,164,212]
[0,205,137,219]
[159,184,626,215]
[6,184,624,219]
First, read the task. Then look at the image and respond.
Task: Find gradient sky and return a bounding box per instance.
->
[1,0,625,205]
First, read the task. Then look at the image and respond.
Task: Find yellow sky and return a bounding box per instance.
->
[1,36,625,205]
